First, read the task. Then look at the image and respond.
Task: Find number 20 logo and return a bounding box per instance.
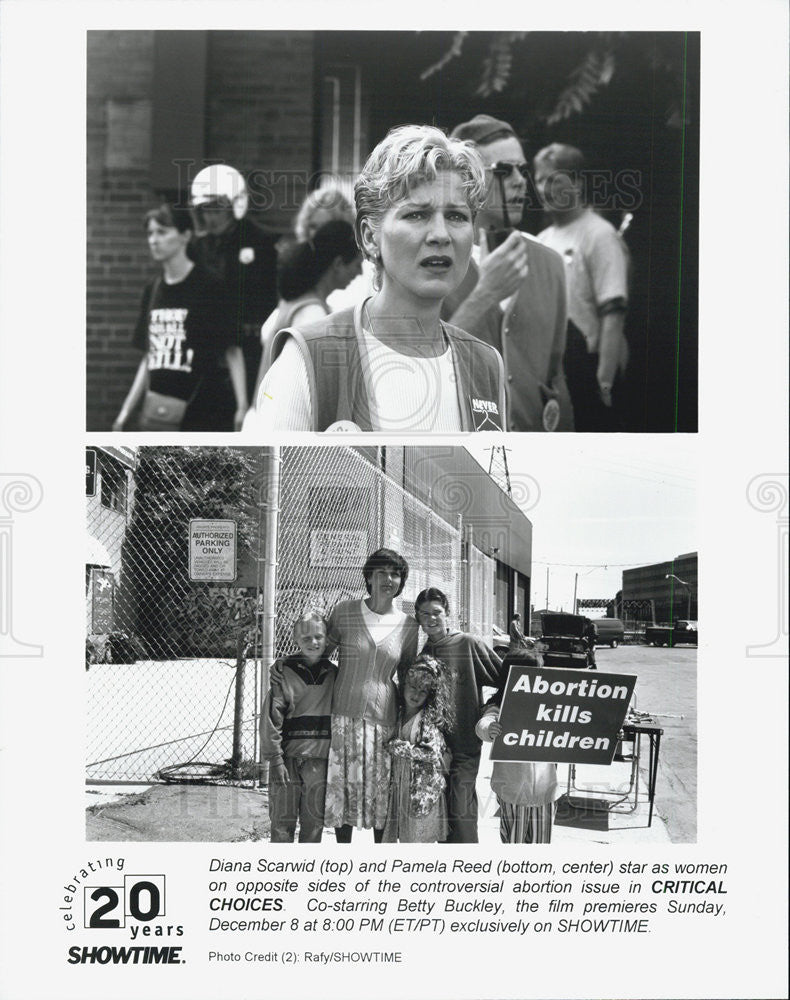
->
[84,875,166,929]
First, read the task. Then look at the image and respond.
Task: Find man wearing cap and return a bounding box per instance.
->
[190,164,278,405]
[442,115,574,432]
[533,143,629,432]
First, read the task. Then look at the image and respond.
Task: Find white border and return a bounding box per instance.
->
[1,3,788,999]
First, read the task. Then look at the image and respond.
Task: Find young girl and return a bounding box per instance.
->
[382,654,452,843]
[476,644,561,844]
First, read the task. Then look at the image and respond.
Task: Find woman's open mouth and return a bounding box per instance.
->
[419,255,453,270]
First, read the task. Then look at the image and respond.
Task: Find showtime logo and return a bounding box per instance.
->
[67,945,183,965]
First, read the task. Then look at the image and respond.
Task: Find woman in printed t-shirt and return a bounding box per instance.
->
[112,203,248,432]
[252,125,507,432]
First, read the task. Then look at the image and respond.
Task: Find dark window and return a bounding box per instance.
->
[100,459,128,513]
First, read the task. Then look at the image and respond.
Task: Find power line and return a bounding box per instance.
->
[531,559,661,568]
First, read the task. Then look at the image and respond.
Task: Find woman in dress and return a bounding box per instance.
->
[323,548,419,842]
[252,124,507,432]
[113,203,247,432]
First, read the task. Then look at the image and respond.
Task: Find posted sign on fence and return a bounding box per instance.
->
[90,568,114,632]
[188,519,237,582]
[490,663,636,765]
[85,448,96,496]
[310,528,368,567]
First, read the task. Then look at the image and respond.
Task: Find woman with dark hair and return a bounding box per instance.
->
[253,220,362,400]
[323,548,419,842]
[113,203,248,432]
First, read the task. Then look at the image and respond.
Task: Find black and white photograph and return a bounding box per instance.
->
[84,443,697,846]
[87,30,699,434]
[0,1,788,999]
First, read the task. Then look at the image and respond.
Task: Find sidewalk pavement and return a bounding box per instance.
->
[86,742,672,844]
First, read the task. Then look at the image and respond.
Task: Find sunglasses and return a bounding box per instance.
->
[487,161,530,180]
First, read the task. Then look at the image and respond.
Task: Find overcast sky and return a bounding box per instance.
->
[468,438,697,615]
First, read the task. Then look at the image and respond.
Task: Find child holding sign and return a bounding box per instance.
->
[476,683,561,844]
[382,655,451,843]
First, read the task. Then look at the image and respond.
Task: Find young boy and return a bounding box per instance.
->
[261,613,336,842]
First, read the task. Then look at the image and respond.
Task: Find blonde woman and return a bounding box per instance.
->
[252,125,506,432]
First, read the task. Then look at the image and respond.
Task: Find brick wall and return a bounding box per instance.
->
[87,31,315,431]
[87,31,159,431]
[206,32,316,231]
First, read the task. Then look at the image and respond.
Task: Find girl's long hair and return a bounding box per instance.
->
[403,654,453,733]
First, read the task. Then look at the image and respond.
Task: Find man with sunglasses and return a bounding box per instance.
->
[443,115,574,432]
[190,164,278,406]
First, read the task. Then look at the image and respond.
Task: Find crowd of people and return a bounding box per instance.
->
[114,116,631,434]
[260,548,561,845]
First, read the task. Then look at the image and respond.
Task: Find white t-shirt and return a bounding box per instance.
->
[360,600,405,644]
[538,208,628,352]
[325,260,376,313]
[359,326,463,433]
[245,318,463,433]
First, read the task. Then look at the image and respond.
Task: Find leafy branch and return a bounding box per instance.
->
[476,32,530,96]
[547,47,615,124]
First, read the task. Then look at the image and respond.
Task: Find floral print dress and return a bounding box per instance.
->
[382,710,449,843]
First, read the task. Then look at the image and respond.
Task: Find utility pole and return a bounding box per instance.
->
[545,566,549,610]
[665,573,692,620]
[573,572,578,615]
[257,446,281,786]
[486,446,512,498]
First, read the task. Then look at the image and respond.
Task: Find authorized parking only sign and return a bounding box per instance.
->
[188,519,237,582]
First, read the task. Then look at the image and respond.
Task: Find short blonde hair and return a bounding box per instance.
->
[354,125,486,282]
[533,143,586,176]
[294,184,355,241]
[291,611,327,637]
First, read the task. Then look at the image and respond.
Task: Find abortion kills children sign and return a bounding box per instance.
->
[188,519,237,582]
[490,664,636,766]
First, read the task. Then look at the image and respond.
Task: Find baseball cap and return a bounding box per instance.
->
[450,114,517,146]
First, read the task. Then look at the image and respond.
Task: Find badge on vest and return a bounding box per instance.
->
[325,420,362,433]
[470,397,503,431]
[542,398,561,432]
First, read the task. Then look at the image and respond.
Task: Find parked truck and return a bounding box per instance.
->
[645,620,698,647]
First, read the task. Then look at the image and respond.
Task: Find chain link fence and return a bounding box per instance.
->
[86,446,498,784]
[86,447,261,784]
[466,541,495,641]
[275,448,463,654]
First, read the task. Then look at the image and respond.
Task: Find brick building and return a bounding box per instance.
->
[619,552,698,624]
[87,31,318,429]
[87,30,698,431]
[85,446,136,646]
